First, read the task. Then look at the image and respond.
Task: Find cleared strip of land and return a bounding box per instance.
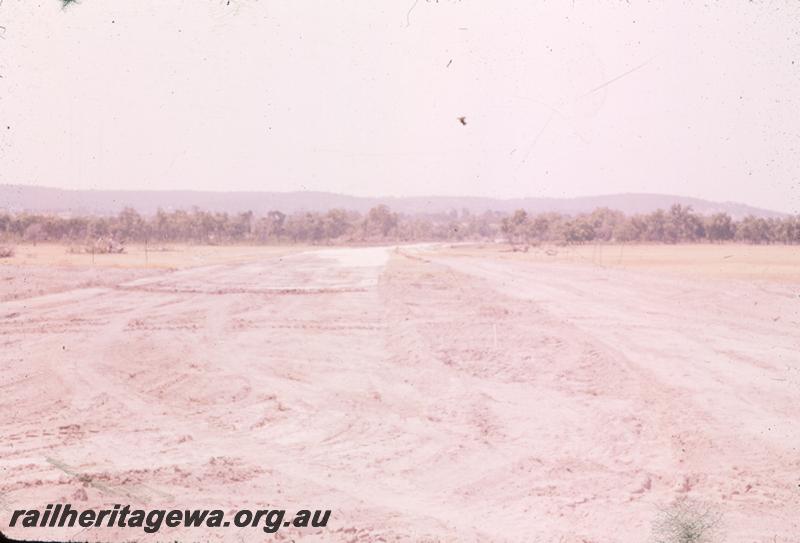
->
[1,244,797,542]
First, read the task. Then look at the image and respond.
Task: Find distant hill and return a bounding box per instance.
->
[0,185,785,219]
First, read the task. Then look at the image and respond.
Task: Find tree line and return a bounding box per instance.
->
[501,205,800,247]
[0,204,798,247]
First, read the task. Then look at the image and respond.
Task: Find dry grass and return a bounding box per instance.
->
[0,243,311,270]
[441,243,800,283]
[5,242,800,283]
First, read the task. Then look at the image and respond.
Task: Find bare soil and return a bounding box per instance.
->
[1,244,798,542]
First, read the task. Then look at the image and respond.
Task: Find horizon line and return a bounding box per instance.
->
[0,183,783,213]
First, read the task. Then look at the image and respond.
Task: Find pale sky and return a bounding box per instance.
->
[1,1,799,213]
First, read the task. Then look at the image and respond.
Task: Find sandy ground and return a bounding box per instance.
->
[1,244,798,542]
[2,244,311,270]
